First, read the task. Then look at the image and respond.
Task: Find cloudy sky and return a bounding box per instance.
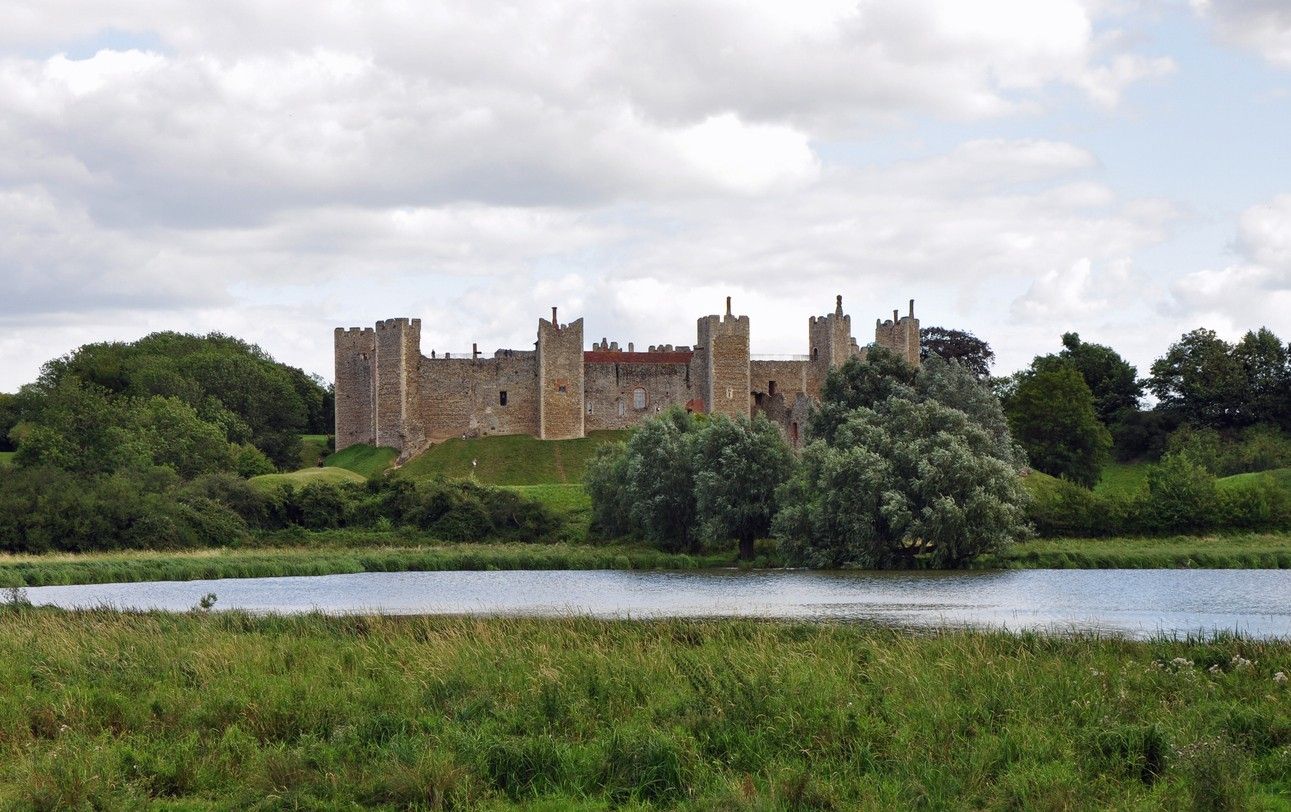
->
[2,0,1289,390]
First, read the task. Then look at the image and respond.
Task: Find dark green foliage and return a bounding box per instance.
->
[1233,328,1291,428]
[776,398,1029,568]
[1149,329,1250,428]
[0,393,17,452]
[1167,424,1291,477]
[585,410,795,556]
[1005,357,1111,487]
[919,325,995,377]
[808,347,918,444]
[693,414,795,559]
[26,331,330,470]
[0,467,562,553]
[1059,333,1143,424]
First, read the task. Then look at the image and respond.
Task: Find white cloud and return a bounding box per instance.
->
[1194,0,1291,67]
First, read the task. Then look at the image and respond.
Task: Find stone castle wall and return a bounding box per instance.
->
[537,313,585,440]
[334,296,921,455]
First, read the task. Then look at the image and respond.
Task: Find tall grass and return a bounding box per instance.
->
[0,542,731,588]
[0,610,1286,809]
[988,532,1291,570]
[324,443,399,478]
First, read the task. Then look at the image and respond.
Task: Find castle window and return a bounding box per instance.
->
[811,347,818,360]
[768,380,777,396]
[499,390,508,406]
[617,399,625,417]
[725,386,733,400]
[633,388,647,410]
[586,402,594,415]
[558,384,568,394]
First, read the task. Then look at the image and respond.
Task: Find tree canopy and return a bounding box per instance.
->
[920,326,995,378]
[1058,332,1142,424]
[1005,357,1110,487]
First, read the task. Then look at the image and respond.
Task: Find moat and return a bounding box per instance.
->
[22,569,1291,639]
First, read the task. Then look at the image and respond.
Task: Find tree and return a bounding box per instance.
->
[584,441,633,537]
[1232,328,1291,428]
[1148,329,1247,428]
[775,397,1028,569]
[0,394,17,451]
[624,408,700,552]
[1005,358,1111,487]
[915,356,1026,468]
[692,414,794,559]
[1058,333,1142,424]
[920,326,995,378]
[808,347,917,445]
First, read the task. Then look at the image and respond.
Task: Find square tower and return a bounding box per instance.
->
[695,297,751,419]
[537,308,585,440]
[333,327,376,451]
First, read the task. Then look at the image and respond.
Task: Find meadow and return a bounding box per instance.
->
[0,606,1286,810]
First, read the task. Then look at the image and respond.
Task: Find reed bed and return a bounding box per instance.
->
[0,607,1287,809]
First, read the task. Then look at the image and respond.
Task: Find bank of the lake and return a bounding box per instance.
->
[2,530,1290,588]
[0,609,1286,809]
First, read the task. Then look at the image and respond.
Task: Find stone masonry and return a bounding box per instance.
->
[334,295,920,459]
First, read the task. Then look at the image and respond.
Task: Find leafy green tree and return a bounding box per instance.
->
[1058,333,1143,424]
[624,408,700,552]
[808,347,917,444]
[1005,358,1111,487]
[916,356,1026,467]
[775,397,1028,568]
[1143,453,1218,533]
[584,441,633,538]
[920,326,995,378]
[0,393,17,451]
[1148,329,1247,428]
[1233,328,1290,428]
[692,414,794,559]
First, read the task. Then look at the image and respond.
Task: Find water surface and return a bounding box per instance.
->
[21,568,1291,639]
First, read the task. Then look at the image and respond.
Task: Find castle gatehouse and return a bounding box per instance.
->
[334,296,920,458]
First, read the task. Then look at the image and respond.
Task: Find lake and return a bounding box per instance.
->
[19,568,1291,638]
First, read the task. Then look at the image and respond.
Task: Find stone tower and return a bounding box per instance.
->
[374,317,425,453]
[537,308,585,440]
[808,294,859,393]
[696,297,751,419]
[333,326,376,451]
[875,300,921,366]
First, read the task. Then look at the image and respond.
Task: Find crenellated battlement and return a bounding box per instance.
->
[335,293,921,452]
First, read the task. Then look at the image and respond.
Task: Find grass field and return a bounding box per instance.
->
[0,451,13,467]
[1095,461,1150,496]
[248,467,367,490]
[299,433,331,468]
[0,609,1286,809]
[1219,466,1291,491]
[398,431,628,484]
[324,443,399,478]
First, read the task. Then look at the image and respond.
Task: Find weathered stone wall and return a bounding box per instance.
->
[874,300,921,367]
[374,318,425,455]
[750,360,809,402]
[584,354,695,431]
[537,314,585,440]
[417,352,539,441]
[696,300,751,420]
[333,327,376,451]
[807,295,861,396]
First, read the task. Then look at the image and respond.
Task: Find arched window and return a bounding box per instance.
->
[617,399,625,417]
[633,388,647,410]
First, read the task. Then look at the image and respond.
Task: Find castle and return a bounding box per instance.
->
[334,296,920,458]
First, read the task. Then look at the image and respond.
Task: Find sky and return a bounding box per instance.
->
[1,0,1289,390]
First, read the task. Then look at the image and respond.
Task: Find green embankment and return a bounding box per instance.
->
[0,542,727,588]
[398,431,628,484]
[992,532,1291,569]
[1219,467,1291,491]
[248,467,366,490]
[0,451,13,467]
[0,610,1286,809]
[324,443,398,478]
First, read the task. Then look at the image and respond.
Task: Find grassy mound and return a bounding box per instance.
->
[1096,461,1150,496]
[324,443,398,478]
[1218,467,1291,491]
[0,451,13,467]
[248,467,366,490]
[399,431,628,485]
[0,611,1286,809]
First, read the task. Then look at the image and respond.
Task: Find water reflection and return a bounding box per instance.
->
[21,568,1291,639]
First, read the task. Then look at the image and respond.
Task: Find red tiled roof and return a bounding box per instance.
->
[584,351,694,364]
